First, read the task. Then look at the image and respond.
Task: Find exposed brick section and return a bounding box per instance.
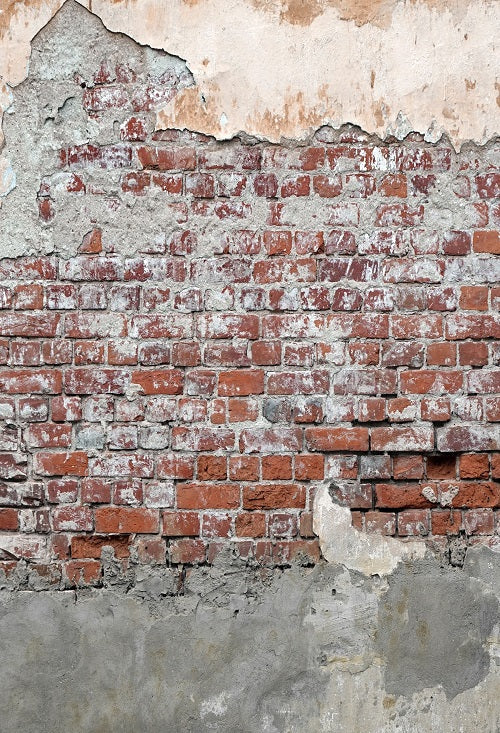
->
[0,58,499,581]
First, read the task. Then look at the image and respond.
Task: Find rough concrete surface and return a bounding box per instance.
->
[0,547,499,732]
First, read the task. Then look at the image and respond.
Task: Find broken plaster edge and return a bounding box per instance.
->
[0,0,500,162]
[313,483,426,577]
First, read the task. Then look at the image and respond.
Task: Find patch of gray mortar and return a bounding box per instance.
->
[0,548,499,731]
[376,556,499,700]
[0,0,193,257]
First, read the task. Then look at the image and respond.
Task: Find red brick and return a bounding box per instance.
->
[235,512,266,537]
[392,315,443,340]
[358,398,385,422]
[34,452,88,476]
[91,454,154,478]
[262,455,292,480]
[65,368,128,395]
[463,508,494,535]
[42,340,73,365]
[400,370,462,394]
[52,506,93,532]
[218,369,264,396]
[376,203,423,227]
[95,507,159,534]
[74,341,105,365]
[269,512,298,538]
[162,511,200,537]
[473,230,500,254]
[485,398,500,422]
[27,424,72,448]
[185,173,214,198]
[460,286,489,311]
[172,427,234,452]
[14,284,44,310]
[256,539,320,566]
[263,231,292,256]
[379,174,407,197]
[0,509,19,531]
[459,454,490,479]
[437,425,498,452]
[365,511,396,535]
[294,455,324,480]
[305,427,368,452]
[253,173,278,197]
[64,560,102,587]
[240,428,302,453]
[475,173,500,199]
[228,398,259,422]
[431,509,462,535]
[330,481,372,509]
[459,342,488,366]
[197,456,227,481]
[452,481,500,508]
[197,314,259,339]
[81,478,112,504]
[251,341,281,365]
[468,371,500,394]
[426,343,456,366]
[169,539,206,564]
[229,456,259,481]
[313,174,342,197]
[177,483,239,509]
[348,342,379,366]
[131,369,183,395]
[71,535,130,559]
[421,398,451,422]
[382,342,424,368]
[0,313,60,337]
[46,479,78,504]
[442,231,471,255]
[371,427,434,452]
[398,509,430,536]
[393,455,424,480]
[243,484,305,510]
[333,368,396,395]
[446,315,500,340]
[281,175,310,197]
[201,513,232,538]
[376,484,433,509]
[51,396,82,422]
[267,371,328,395]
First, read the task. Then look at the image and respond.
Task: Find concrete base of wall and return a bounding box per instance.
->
[1,547,499,732]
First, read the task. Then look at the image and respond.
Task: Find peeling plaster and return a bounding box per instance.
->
[313,483,426,576]
[0,0,499,162]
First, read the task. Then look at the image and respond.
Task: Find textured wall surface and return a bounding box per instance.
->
[0,2,499,731]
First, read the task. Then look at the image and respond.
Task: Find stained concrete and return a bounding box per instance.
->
[0,547,499,732]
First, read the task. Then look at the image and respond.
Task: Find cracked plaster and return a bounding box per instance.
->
[0,0,499,163]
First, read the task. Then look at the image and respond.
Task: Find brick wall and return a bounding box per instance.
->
[0,56,499,587]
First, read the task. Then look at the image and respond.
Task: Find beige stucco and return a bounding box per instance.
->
[1,0,499,143]
[0,0,498,200]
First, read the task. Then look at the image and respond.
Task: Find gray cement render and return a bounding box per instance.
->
[0,547,499,732]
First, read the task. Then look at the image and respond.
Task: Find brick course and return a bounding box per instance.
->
[0,58,499,586]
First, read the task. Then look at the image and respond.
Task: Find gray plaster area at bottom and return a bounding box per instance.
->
[0,547,499,733]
